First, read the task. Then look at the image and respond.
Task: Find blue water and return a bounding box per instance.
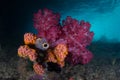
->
[59,0,120,42]
[24,0,120,42]
[1,0,120,42]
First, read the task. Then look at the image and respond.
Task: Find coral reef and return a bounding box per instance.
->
[17,8,94,77]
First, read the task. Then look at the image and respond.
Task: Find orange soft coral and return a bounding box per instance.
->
[46,50,57,63]
[24,33,37,45]
[46,44,68,67]
[18,45,30,58]
[18,32,68,74]
[28,49,37,62]
[54,44,68,62]
[18,45,37,62]
[33,63,45,75]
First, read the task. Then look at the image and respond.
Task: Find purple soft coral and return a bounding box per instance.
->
[61,16,94,65]
[33,8,61,46]
[33,9,94,65]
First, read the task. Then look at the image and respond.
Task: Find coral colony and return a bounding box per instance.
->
[17,8,94,76]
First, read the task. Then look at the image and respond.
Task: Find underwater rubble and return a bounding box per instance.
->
[0,42,120,80]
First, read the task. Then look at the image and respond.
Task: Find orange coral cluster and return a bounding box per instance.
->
[24,33,37,45]
[46,44,68,67]
[33,63,45,75]
[54,44,68,62]
[47,50,57,63]
[18,45,37,62]
[18,33,45,75]
[18,45,30,58]
[18,32,69,75]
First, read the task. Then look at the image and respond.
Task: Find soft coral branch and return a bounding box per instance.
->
[33,9,61,45]
[33,8,60,31]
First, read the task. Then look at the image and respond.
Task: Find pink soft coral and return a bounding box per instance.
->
[33,9,94,65]
[33,9,61,45]
[61,16,94,65]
